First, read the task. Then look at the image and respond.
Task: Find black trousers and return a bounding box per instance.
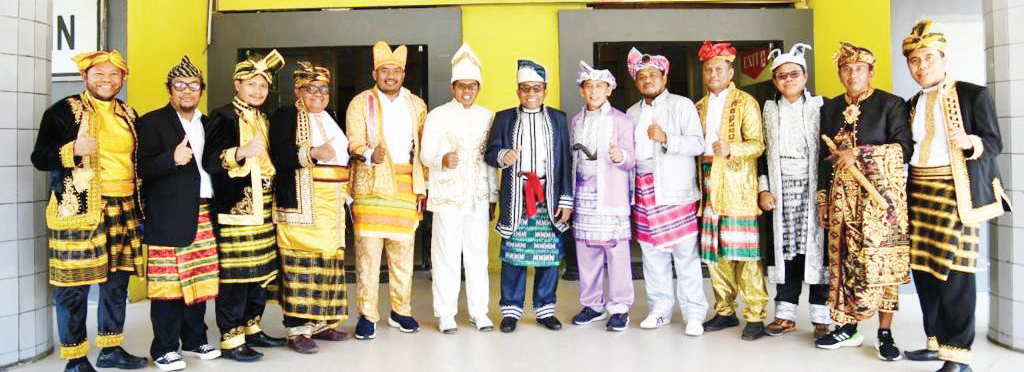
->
[54,271,130,357]
[150,300,208,359]
[913,269,975,361]
[774,254,828,305]
[215,282,270,341]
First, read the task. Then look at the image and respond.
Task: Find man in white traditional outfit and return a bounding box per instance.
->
[757,44,831,339]
[420,43,498,334]
[624,47,709,336]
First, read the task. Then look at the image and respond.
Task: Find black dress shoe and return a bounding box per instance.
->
[221,345,263,362]
[936,361,972,372]
[95,347,147,369]
[246,331,287,347]
[702,314,739,332]
[500,317,518,333]
[741,322,765,341]
[65,358,97,372]
[537,316,562,331]
[906,348,940,361]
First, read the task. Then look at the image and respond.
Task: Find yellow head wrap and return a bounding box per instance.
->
[72,50,128,75]
[832,41,875,68]
[233,49,285,84]
[293,61,331,87]
[902,20,947,57]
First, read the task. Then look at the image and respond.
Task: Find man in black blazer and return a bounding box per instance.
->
[137,56,222,371]
[901,21,1012,372]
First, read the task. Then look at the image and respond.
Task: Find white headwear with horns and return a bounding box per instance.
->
[768,43,812,71]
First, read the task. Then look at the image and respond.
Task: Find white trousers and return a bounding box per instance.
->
[430,204,491,319]
[640,234,709,323]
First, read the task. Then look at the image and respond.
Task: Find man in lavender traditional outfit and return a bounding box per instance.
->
[625,47,709,336]
[568,61,636,332]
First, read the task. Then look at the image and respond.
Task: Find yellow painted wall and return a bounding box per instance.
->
[807,0,892,98]
[125,0,210,114]
[218,0,793,12]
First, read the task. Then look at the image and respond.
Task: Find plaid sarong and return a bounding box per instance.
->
[146,202,220,304]
[909,166,980,281]
[698,159,760,262]
[501,201,563,267]
[279,247,348,322]
[632,173,698,251]
[48,195,144,286]
[218,194,278,285]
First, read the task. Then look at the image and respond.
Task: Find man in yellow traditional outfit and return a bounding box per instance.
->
[901,21,1011,372]
[346,40,428,339]
[31,50,147,372]
[137,55,222,371]
[814,42,913,363]
[269,61,352,354]
[694,41,770,341]
[203,50,287,362]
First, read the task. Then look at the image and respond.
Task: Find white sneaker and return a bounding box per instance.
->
[155,351,186,371]
[685,321,704,336]
[470,316,494,332]
[181,344,220,360]
[640,313,670,329]
[438,317,457,334]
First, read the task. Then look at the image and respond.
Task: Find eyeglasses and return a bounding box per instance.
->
[774,71,803,81]
[301,85,330,94]
[172,82,202,92]
[518,84,545,93]
[454,82,480,90]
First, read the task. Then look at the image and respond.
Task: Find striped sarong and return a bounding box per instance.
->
[47,195,143,286]
[351,164,419,240]
[501,202,562,267]
[909,165,980,281]
[632,173,698,251]
[780,176,811,260]
[279,247,348,322]
[698,159,760,262]
[218,194,278,285]
[146,202,220,305]
[574,185,630,248]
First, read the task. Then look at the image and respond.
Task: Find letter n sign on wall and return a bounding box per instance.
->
[52,0,100,78]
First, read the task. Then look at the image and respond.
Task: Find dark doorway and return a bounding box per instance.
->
[237,45,430,128]
[593,40,782,111]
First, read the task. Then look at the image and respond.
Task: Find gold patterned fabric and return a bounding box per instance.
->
[233,49,284,84]
[355,236,414,323]
[372,40,407,69]
[909,166,980,280]
[695,83,764,217]
[825,131,909,324]
[832,41,876,68]
[217,193,278,285]
[47,196,143,286]
[279,247,348,322]
[293,61,331,87]
[277,166,349,255]
[72,50,128,75]
[83,91,135,196]
[708,259,768,322]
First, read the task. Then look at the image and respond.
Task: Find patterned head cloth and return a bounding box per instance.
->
[626,47,670,78]
[233,49,285,84]
[293,61,331,87]
[698,41,737,63]
[832,41,875,68]
[166,55,203,86]
[902,20,947,57]
[72,50,129,75]
[768,43,812,71]
[517,59,547,83]
[450,43,482,84]
[576,61,616,89]
[373,40,407,70]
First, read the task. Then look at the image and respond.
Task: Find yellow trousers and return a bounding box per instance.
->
[709,259,769,322]
[355,237,414,323]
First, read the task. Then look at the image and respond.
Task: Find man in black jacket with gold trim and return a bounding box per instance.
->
[30,50,147,372]
[901,20,1012,372]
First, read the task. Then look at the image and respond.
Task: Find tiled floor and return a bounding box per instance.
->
[9,272,1024,372]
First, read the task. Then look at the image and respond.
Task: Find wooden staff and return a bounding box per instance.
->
[821,135,889,208]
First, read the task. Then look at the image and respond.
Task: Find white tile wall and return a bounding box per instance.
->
[1009,43,1024,80]
[16,239,33,277]
[0,315,16,353]
[0,1,17,17]
[0,241,17,280]
[0,204,15,242]
[17,92,32,129]
[17,129,33,167]
[16,55,32,93]
[1014,264,1024,302]
[0,54,16,91]
[16,19,32,58]
[18,0,35,20]
[0,278,17,316]
[0,18,16,55]
[0,168,15,204]
[16,202,34,240]
[0,92,14,129]
[17,274,33,314]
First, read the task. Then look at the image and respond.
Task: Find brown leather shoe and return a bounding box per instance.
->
[287,335,319,354]
[813,323,831,339]
[311,328,350,341]
[764,318,796,336]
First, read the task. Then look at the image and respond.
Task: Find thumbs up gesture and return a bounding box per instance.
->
[73,122,98,156]
[173,135,193,166]
[502,147,521,167]
[311,138,337,162]
[609,143,623,163]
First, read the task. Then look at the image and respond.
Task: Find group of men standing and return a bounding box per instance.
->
[31,19,1008,372]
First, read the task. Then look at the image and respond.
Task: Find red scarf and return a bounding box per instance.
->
[523,172,545,217]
